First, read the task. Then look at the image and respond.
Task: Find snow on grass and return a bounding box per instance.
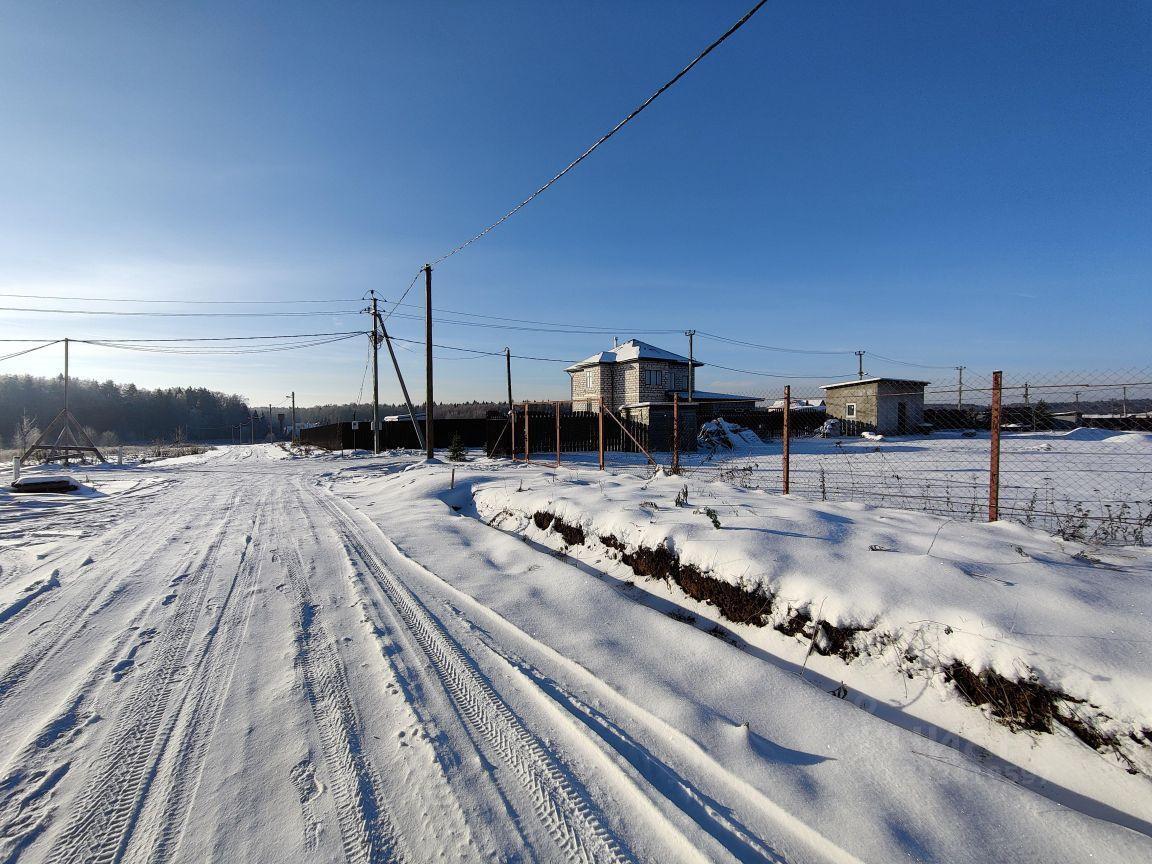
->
[469,462,1152,802]
[333,456,1152,854]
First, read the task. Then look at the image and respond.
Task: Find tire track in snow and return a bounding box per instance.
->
[43,490,244,864]
[315,492,633,864]
[279,495,405,864]
[0,489,239,712]
[120,498,271,864]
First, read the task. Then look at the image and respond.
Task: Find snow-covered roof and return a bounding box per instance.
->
[822,377,931,390]
[565,339,701,373]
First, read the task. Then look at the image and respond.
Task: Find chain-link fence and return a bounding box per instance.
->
[676,371,1152,546]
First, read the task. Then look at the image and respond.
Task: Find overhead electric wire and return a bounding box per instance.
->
[75,334,363,355]
[0,292,361,305]
[425,0,770,269]
[0,340,61,363]
[697,331,855,356]
[0,305,362,318]
[381,1,769,323]
[385,335,575,364]
[705,361,856,380]
[866,352,959,370]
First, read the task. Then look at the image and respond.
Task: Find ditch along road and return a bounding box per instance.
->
[0,446,847,864]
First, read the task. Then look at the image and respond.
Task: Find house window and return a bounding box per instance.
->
[641,369,661,387]
[585,369,595,389]
[845,402,857,418]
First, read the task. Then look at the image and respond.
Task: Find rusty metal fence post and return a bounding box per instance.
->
[598,398,605,471]
[989,370,1002,521]
[782,385,791,494]
[672,394,680,474]
[555,401,560,468]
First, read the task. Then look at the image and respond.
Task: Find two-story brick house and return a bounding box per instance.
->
[566,339,757,413]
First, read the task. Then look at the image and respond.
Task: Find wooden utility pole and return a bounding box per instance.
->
[505,347,513,417]
[598,398,605,470]
[955,366,966,408]
[684,330,696,403]
[424,264,434,460]
[371,293,381,454]
[288,392,297,442]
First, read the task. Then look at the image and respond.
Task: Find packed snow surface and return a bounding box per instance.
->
[0,445,1148,863]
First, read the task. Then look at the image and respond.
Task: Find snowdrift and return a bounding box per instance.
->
[475,470,1152,777]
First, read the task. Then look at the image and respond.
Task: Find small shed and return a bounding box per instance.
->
[821,378,929,435]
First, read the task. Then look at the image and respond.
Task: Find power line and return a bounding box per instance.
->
[74,334,363,355]
[0,340,61,363]
[867,352,959,370]
[705,361,856,380]
[0,292,361,305]
[0,305,362,318]
[1,331,365,343]
[386,335,576,364]
[697,331,855,356]
[426,0,770,268]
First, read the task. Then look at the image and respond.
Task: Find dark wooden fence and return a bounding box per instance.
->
[300,418,488,451]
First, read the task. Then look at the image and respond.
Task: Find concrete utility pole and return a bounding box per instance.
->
[955,366,966,408]
[856,351,865,380]
[371,292,381,455]
[685,330,695,402]
[424,264,434,460]
[374,309,424,450]
[63,338,70,466]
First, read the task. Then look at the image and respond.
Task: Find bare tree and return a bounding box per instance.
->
[12,411,39,452]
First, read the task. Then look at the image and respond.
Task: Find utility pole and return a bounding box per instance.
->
[287,392,297,442]
[63,338,70,466]
[856,351,865,379]
[424,264,434,460]
[685,330,695,402]
[1122,386,1128,418]
[955,366,965,408]
[374,309,425,449]
[505,348,513,416]
[371,292,381,454]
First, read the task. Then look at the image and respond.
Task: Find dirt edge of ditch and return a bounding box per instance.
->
[529,509,1144,774]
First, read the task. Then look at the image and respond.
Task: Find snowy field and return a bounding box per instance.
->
[0,444,1149,863]
[632,426,1152,545]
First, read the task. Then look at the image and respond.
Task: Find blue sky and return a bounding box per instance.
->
[1,1,1149,409]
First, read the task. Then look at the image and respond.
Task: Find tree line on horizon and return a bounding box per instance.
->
[1,373,513,450]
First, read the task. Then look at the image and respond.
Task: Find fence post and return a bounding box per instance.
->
[524,402,530,464]
[555,401,560,468]
[510,407,517,462]
[598,398,605,471]
[989,370,1002,522]
[782,385,791,495]
[672,394,680,474]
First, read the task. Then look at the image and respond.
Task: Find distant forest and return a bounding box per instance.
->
[0,374,508,448]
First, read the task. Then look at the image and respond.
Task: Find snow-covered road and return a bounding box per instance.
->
[1,445,1148,863]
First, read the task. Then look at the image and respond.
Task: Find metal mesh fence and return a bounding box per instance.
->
[678,370,1151,546]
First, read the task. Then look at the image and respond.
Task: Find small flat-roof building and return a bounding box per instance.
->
[821,377,929,435]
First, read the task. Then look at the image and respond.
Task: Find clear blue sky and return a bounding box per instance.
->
[1,1,1149,409]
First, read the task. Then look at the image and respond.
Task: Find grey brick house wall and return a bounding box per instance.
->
[823,379,927,434]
